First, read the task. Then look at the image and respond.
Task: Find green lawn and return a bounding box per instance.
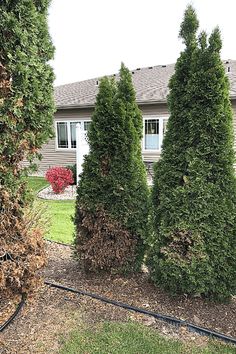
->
[27,176,75,244]
[60,322,236,354]
[45,199,75,244]
[27,176,49,194]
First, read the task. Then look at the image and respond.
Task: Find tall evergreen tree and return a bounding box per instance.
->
[153,5,199,193]
[0,0,54,294]
[148,7,236,301]
[151,5,199,235]
[184,28,236,300]
[75,65,149,272]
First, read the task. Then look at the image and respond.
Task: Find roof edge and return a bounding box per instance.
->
[56,104,95,110]
[56,100,166,109]
[56,95,236,110]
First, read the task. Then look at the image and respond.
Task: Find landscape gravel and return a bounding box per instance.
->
[38,185,76,200]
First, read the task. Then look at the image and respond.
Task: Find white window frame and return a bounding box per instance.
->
[55,119,91,150]
[142,116,168,152]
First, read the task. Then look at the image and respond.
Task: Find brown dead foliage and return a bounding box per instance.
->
[101,156,110,176]
[0,188,47,295]
[161,229,206,263]
[75,208,137,272]
[0,63,11,98]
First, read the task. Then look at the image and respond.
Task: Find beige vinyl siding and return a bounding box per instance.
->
[27,104,169,173]
[24,101,236,174]
[35,137,76,172]
[22,108,93,173]
[140,103,168,116]
[231,101,236,141]
[231,101,236,170]
[39,108,93,171]
[141,102,236,166]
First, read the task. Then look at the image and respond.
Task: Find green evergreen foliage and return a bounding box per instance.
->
[0,0,54,294]
[75,64,149,272]
[0,0,55,189]
[148,6,236,301]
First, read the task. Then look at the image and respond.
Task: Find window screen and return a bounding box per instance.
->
[84,121,91,131]
[57,122,68,148]
[145,119,159,150]
[70,122,80,148]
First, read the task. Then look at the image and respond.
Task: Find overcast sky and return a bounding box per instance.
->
[48,0,236,86]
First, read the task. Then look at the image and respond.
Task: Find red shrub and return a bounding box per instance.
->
[45,166,74,194]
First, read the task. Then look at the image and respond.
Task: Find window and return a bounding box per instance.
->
[56,120,91,149]
[57,122,68,148]
[163,118,168,135]
[84,121,91,131]
[143,117,168,151]
[145,119,160,150]
[70,122,78,148]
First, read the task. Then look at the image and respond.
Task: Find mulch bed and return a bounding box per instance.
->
[0,291,21,327]
[0,241,235,353]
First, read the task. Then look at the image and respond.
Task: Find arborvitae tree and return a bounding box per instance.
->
[0,1,54,295]
[75,65,149,272]
[152,5,199,202]
[148,6,236,301]
[150,5,199,254]
[184,28,236,300]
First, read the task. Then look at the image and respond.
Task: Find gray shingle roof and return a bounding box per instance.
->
[55,60,236,109]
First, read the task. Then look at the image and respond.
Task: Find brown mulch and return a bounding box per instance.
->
[0,291,21,326]
[0,241,236,353]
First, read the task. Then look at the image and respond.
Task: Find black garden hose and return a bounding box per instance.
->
[45,280,236,346]
[44,238,73,248]
[0,294,25,333]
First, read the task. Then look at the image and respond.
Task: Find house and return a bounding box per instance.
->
[35,60,236,174]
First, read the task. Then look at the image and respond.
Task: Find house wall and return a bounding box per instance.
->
[28,107,92,173]
[29,103,169,173]
[232,101,236,170]
[28,101,236,174]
